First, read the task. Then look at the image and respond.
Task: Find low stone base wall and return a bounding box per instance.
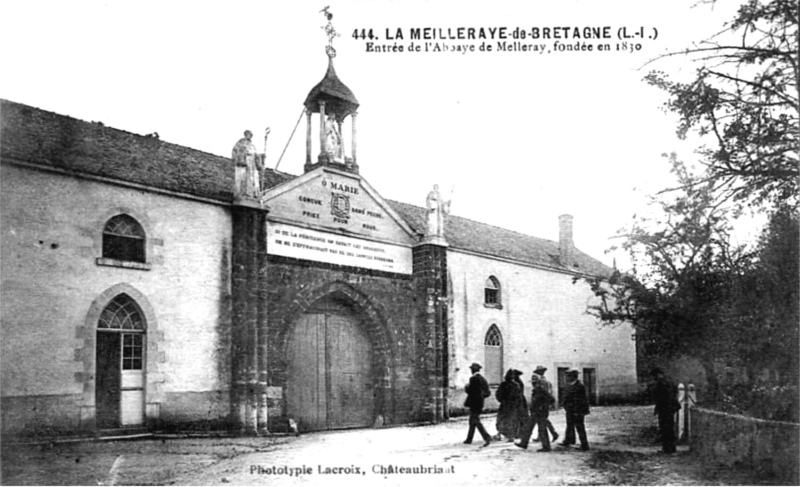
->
[1,394,84,437]
[158,391,231,432]
[1,390,232,438]
[691,407,799,485]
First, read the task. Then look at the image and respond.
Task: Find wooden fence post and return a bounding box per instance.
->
[677,383,686,443]
[686,384,697,441]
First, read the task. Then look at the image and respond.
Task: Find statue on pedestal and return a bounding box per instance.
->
[232,130,262,198]
[426,184,451,240]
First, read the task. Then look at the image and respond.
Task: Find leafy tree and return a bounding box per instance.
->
[582,160,798,416]
[715,208,799,420]
[644,0,798,210]
[581,1,798,416]
[734,208,799,382]
[580,157,751,400]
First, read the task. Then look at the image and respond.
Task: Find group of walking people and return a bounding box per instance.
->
[463,363,590,452]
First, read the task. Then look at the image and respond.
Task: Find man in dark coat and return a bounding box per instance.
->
[560,369,590,450]
[532,365,559,443]
[652,367,680,453]
[515,373,555,451]
[463,362,492,446]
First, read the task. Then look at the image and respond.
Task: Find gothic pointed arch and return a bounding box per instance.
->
[75,283,164,429]
[484,324,503,385]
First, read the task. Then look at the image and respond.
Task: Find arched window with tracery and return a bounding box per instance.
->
[103,214,146,263]
[484,276,501,307]
[99,294,145,330]
[98,294,146,368]
[484,324,503,385]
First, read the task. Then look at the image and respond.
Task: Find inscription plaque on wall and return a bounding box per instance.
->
[267,222,412,274]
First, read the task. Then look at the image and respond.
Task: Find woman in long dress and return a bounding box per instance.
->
[495,369,523,441]
[513,369,530,439]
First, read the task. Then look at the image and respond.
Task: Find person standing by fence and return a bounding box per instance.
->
[652,367,681,454]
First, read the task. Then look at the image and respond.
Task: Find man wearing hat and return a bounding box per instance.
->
[561,369,590,450]
[514,373,555,452]
[463,362,492,447]
[533,366,559,443]
[651,367,680,453]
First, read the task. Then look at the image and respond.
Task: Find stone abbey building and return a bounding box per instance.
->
[0,44,637,436]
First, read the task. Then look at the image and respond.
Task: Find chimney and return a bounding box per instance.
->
[559,214,574,267]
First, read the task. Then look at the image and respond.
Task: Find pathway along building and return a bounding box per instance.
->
[0,46,637,437]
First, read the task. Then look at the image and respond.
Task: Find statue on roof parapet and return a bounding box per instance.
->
[232,130,265,199]
[424,184,451,244]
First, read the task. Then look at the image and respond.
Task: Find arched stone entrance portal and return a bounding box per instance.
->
[286,295,375,431]
[281,282,396,432]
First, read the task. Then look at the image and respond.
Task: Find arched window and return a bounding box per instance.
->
[103,215,145,263]
[484,324,503,385]
[98,294,146,331]
[484,276,501,307]
[98,293,146,370]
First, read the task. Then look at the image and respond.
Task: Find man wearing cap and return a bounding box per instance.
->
[532,366,559,443]
[561,369,590,450]
[463,362,492,447]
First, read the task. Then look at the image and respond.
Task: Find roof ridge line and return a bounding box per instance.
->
[0,98,231,162]
[386,199,558,245]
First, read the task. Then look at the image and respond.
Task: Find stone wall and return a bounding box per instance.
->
[691,407,800,484]
[412,243,448,421]
[263,254,424,431]
[447,250,638,411]
[0,164,233,435]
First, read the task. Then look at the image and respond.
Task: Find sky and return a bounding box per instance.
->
[1,0,752,269]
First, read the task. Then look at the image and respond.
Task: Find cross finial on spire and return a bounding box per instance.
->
[320,6,339,58]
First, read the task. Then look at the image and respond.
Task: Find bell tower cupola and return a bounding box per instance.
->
[304,8,360,174]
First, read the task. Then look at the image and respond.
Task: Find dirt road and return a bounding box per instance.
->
[0,406,762,485]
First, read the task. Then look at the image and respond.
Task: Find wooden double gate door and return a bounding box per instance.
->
[286,308,375,431]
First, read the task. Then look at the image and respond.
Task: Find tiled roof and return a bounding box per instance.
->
[387,200,612,277]
[0,99,293,202]
[1,99,610,276]
[262,166,296,190]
